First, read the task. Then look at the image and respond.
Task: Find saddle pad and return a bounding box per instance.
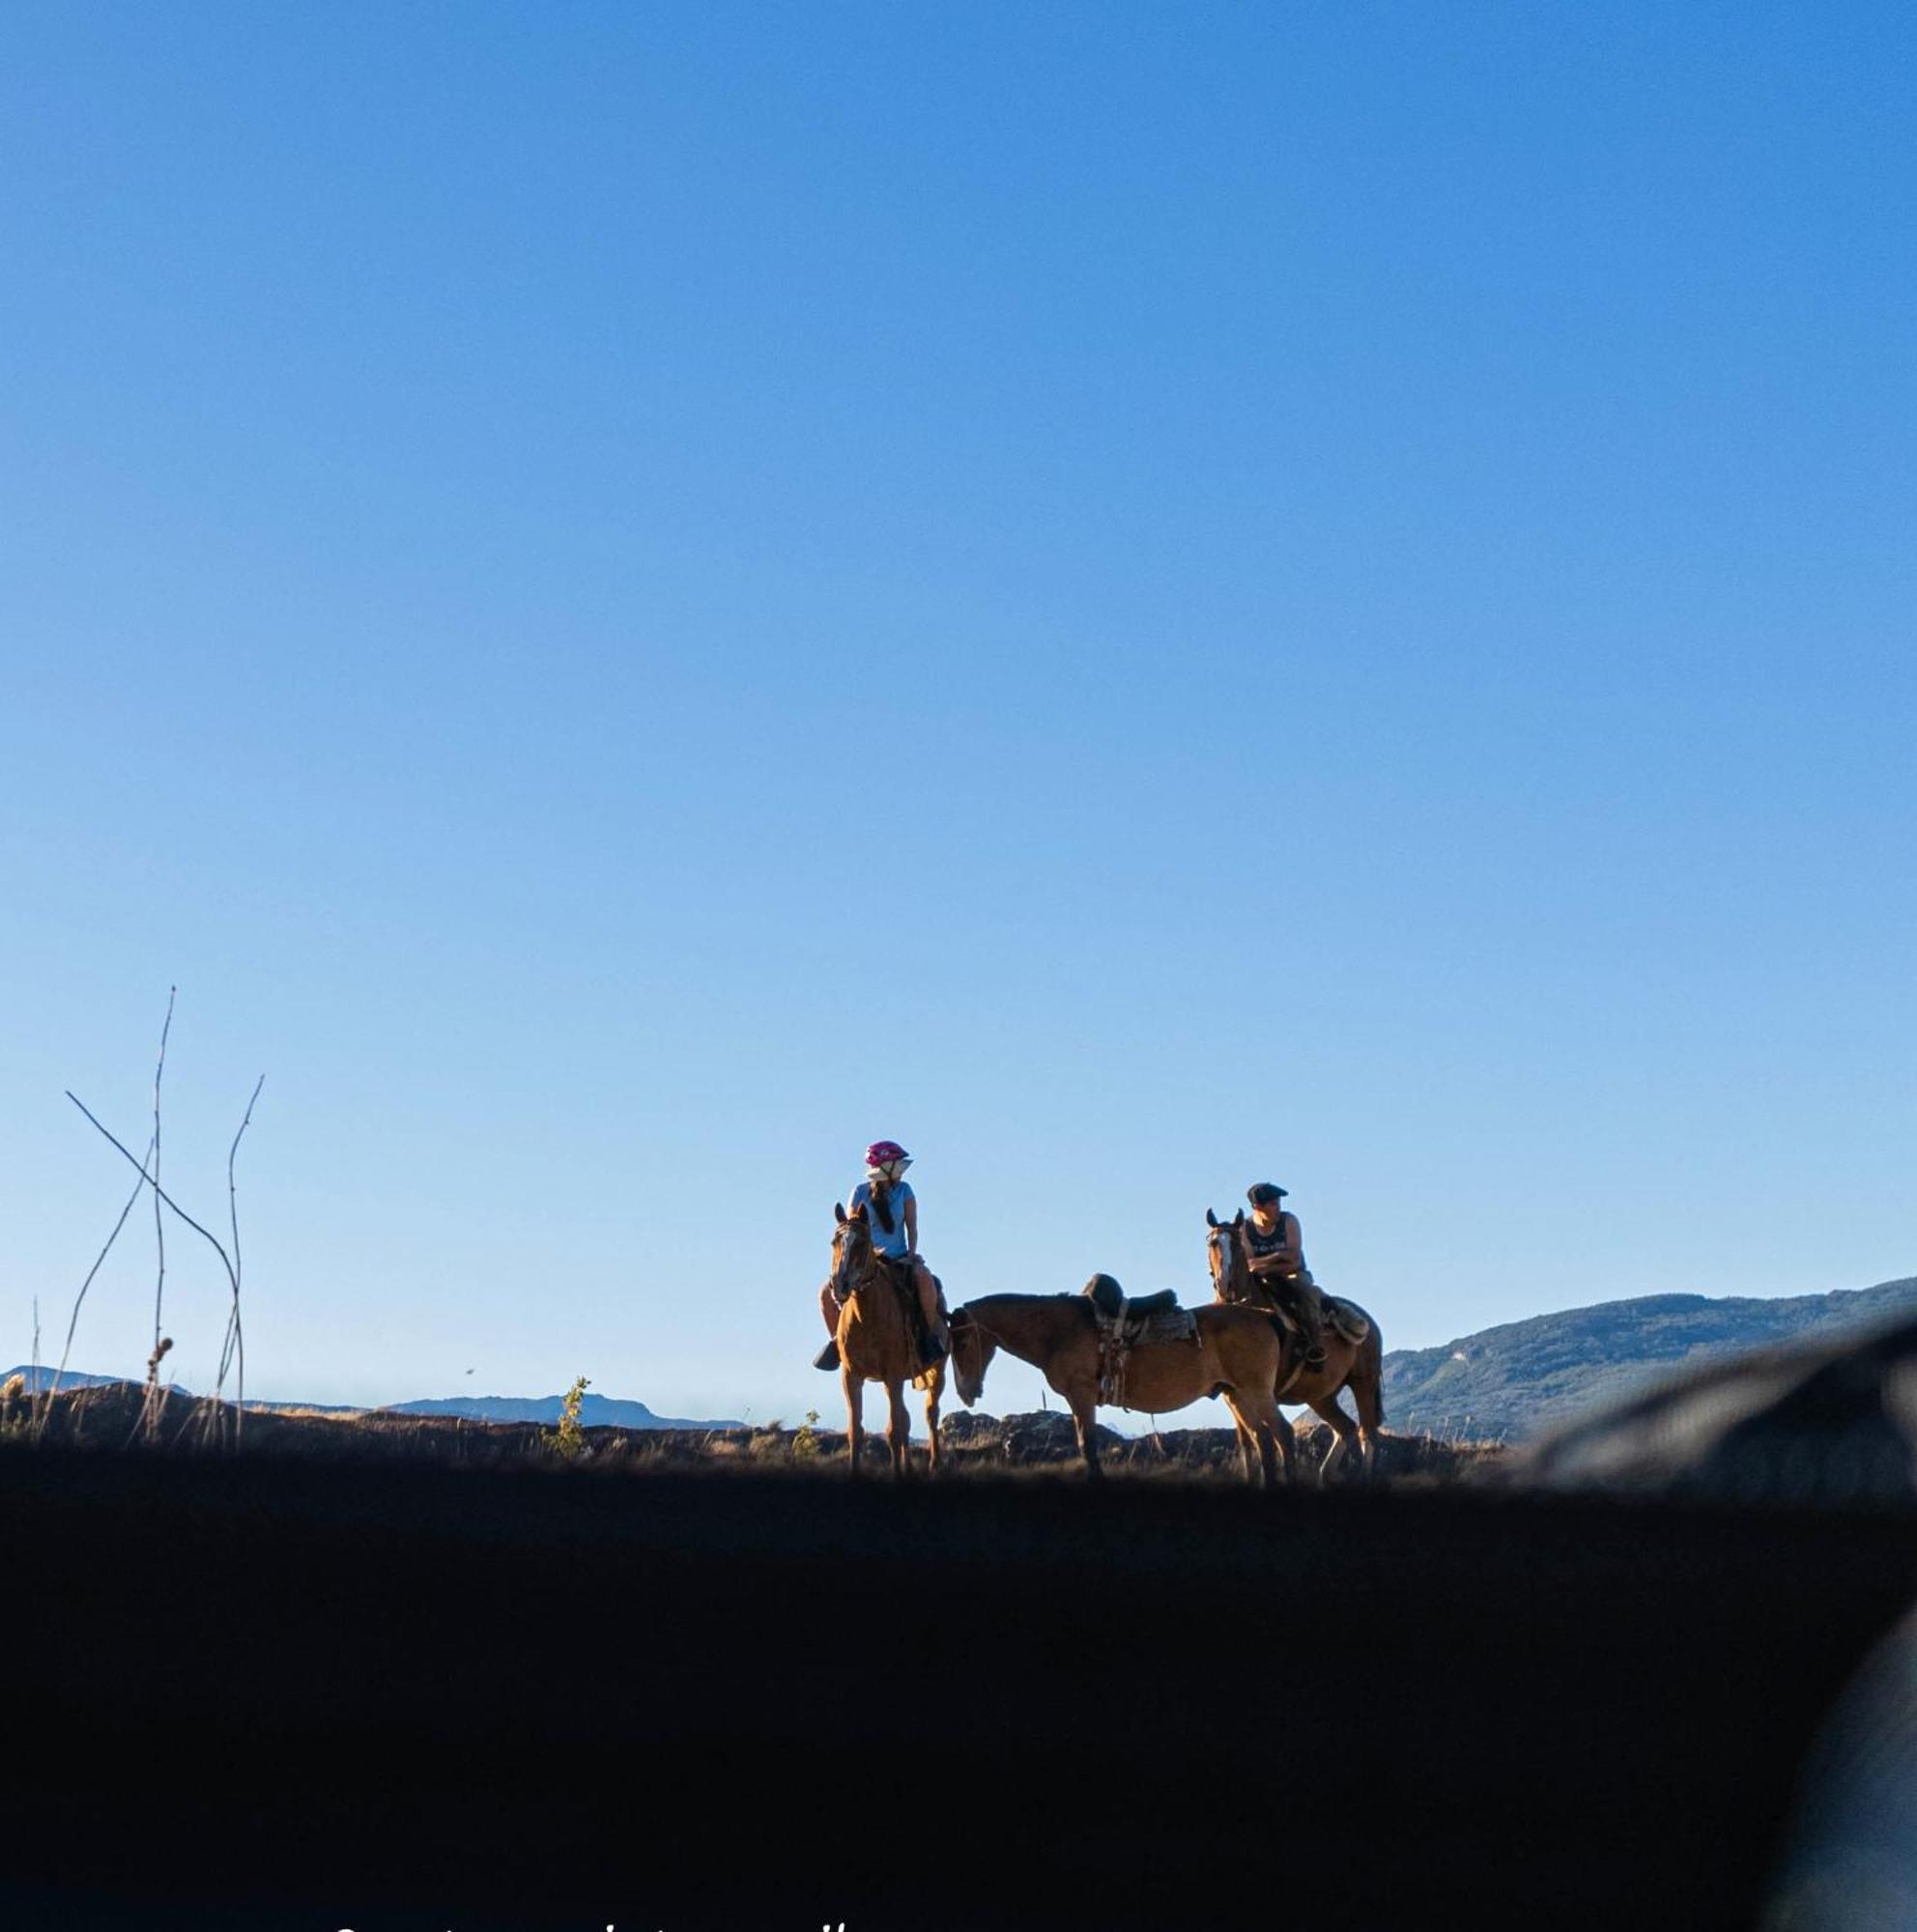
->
[1267,1297,1369,1346]
[1137,1308,1198,1345]
[1326,1297,1370,1344]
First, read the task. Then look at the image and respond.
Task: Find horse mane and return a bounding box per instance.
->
[958,1292,1084,1318]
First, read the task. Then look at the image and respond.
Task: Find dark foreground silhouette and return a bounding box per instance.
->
[1,1444,1911,1931]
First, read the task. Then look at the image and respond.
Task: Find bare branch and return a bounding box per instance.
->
[150,989,175,1415]
[227,1076,262,1291]
[35,1131,157,1444]
[66,1016,267,1456]
[215,1075,265,1444]
[65,1093,239,1295]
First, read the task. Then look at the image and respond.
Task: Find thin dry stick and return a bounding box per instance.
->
[128,1335,175,1452]
[67,1092,244,1444]
[145,988,175,1444]
[35,1131,157,1445]
[213,1075,265,1444]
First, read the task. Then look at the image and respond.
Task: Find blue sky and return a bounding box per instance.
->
[3,2,1911,1423]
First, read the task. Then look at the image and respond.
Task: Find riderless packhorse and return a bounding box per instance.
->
[947,1278,1309,1486]
[824,1202,945,1477]
[1205,1209,1386,1478]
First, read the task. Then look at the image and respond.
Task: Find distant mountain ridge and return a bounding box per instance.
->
[1382,1275,1917,1442]
[2,1367,191,1396]
[381,1393,741,1430]
[2,1369,738,1432]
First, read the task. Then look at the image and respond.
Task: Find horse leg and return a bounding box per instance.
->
[1353,1339,1385,1477]
[841,1363,865,1477]
[1221,1392,1273,1489]
[1071,1394,1102,1482]
[1309,1393,1359,1484]
[1272,1408,1299,1485]
[885,1378,911,1479]
[923,1373,942,1478]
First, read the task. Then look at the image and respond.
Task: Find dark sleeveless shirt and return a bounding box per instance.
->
[1245,1212,1302,1272]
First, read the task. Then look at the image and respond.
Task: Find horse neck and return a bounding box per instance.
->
[842,1246,917,1378]
[966,1293,1072,1369]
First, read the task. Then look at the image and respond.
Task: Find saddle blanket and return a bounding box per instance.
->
[1272,1294,1370,1346]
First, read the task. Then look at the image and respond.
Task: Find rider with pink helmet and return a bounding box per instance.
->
[815,1140,949,1371]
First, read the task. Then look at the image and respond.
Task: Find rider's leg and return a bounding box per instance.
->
[815,1283,844,1370]
[912,1259,948,1358]
[1294,1281,1330,1368]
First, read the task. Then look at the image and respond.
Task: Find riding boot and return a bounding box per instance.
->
[815,1280,847,1370]
[910,1302,946,1369]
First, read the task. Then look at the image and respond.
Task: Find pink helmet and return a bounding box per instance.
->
[865,1140,911,1170]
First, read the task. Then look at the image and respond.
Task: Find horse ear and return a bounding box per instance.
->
[849,1202,868,1222]
[1233,1209,1245,1227]
[1205,1208,1219,1228]
[834,1201,847,1225]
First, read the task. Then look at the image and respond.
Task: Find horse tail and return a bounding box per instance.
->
[1360,1321,1386,1424]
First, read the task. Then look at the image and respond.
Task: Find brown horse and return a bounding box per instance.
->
[826,1202,944,1478]
[947,1292,1304,1486]
[1205,1209,1385,1479]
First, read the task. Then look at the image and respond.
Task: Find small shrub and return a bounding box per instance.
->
[792,1408,821,1460]
[549,1376,591,1463]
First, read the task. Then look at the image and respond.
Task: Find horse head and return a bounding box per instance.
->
[947,1307,995,1408]
[829,1201,874,1302]
[1204,1208,1249,1302]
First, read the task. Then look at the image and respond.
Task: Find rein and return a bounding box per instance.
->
[838,1241,883,1303]
[948,1306,1012,1397]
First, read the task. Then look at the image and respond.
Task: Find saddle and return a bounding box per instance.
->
[1081,1275,1197,1406]
[1083,1273,1181,1330]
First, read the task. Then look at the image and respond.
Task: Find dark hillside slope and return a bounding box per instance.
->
[1383,1275,1917,1440]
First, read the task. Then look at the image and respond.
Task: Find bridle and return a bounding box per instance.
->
[946,1306,999,1406]
[831,1218,878,1302]
[1207,1221,1245,1300]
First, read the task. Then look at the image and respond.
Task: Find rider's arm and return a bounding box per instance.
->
[1274,1212,1303,1272]
[904,1191,920,1256]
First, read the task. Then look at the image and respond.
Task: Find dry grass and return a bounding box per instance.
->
[8,1380,1507,1484]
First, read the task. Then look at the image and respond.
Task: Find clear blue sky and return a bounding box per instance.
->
[3,2,1911,1423]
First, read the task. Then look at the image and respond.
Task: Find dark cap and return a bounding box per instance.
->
[1246,1182,1289,1208]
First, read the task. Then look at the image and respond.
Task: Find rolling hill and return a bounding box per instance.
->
[1381,1275,1917,1441]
